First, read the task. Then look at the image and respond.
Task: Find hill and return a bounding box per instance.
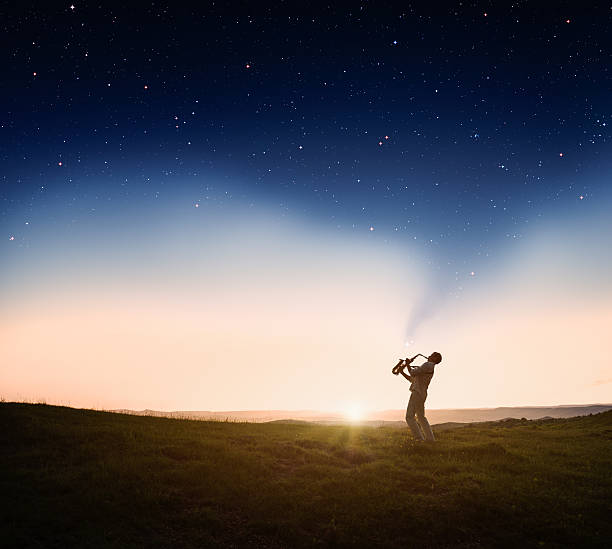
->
[111,404,612,424]
[2,403,611,548]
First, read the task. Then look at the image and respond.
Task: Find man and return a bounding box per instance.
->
[399,351,442,441]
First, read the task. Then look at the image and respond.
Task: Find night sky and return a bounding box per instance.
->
[2,4,612,410]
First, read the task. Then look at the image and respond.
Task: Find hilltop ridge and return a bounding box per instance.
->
[2,402,611,547]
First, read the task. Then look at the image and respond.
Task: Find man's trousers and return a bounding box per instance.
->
[406,391,435,441]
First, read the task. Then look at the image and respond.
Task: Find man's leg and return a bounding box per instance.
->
[406,392,425,440]
[414,395,435,441]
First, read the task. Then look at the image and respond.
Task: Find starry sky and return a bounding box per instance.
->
[2,4,611,412]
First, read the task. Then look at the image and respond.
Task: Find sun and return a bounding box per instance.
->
[343,403,364,422]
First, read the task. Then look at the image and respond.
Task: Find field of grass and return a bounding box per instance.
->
[2,403,611,548]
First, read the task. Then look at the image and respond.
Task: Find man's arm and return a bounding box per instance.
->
[399,368,412,382]
[408,362,434,375]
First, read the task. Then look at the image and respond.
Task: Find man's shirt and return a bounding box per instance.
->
[408,361,435,399]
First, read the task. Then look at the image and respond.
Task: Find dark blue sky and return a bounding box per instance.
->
[2,3,611,289]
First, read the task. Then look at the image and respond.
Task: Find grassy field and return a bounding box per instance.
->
[1,403,611,548]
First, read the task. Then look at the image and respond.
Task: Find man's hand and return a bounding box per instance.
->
[399,359,413,382]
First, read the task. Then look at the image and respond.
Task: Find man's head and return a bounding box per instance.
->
[428,352,442,364]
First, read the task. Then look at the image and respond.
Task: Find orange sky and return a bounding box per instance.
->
[2,209,611,411]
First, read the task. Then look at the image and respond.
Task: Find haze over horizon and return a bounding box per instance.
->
[2,6,611,413]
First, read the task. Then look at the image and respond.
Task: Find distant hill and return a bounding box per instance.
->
[370,404,612,424]
[112,404,612,425]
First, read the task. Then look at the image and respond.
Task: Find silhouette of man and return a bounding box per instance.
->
[399,352,442,441]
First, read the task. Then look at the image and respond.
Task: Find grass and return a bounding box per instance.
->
[1,403,611,548]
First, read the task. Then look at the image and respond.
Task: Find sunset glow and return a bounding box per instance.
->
[343,403,365,423]
[2,200,610,412]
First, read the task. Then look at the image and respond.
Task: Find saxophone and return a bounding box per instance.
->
[391,354,428,375]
